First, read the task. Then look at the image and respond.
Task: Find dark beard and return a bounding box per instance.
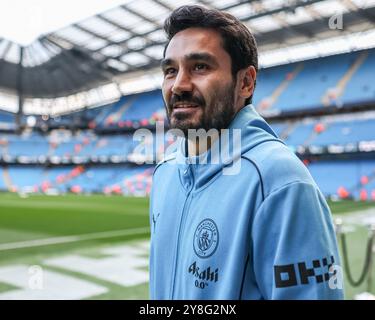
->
[165,81,237,137]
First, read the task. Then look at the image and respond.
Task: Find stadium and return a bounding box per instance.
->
[0,0,374,300]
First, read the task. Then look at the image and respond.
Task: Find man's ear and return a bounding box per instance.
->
[238,66,256,100]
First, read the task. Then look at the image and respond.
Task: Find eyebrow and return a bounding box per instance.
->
[160,52,219,70]
[160,58,173,70]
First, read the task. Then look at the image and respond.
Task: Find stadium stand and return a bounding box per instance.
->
[1,47,375,199]
[0,110,16,130]
[0,0,374,201]
[98,90,165,128]
[269,116,375,148]
[254,49,375,114]
[2,164,153,195]
[308,159,375,200]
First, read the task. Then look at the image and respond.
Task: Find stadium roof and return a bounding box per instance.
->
[0,0,375,106]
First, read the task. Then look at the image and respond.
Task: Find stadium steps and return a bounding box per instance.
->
[346,169,375,199]
[279,121,298,140]
[303,121,329,146]
[47,140,58,157]
[103,97,136,125]
[2,167,13,191]
[92,99,124,127]
[321,51,368,106]
[257,63,304,110]
[0,138,9,157]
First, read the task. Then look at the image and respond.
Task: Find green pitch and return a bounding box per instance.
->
[0,193,150,299]
[0,193,374,299]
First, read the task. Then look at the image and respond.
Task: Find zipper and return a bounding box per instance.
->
[170,192,193,298]
[152,212,160,233]
[169,166,194,299]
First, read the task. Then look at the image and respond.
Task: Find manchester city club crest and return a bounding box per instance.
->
[193,219,219,258]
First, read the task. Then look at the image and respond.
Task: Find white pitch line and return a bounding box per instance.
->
[0,227,150,251]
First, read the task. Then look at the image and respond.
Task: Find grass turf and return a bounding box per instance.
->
[0,192,374,299]
[0,193,151,299]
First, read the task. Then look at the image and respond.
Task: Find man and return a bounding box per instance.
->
[149,5,344,299]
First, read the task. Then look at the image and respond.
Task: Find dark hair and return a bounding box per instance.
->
[163,5,258,105]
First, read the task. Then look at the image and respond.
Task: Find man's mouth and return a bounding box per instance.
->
[173,103,199,109]
[171,103,200,115]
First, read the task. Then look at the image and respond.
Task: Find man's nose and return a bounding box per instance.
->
[172,70,193,95]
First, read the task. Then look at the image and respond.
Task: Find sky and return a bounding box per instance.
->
[0,0,130,45]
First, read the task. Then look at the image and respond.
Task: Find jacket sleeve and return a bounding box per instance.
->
[251,181,344,299]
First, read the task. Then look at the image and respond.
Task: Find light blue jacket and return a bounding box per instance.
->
[149,105,344,300]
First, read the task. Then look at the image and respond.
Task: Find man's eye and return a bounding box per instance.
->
[164,68,176,76]
[194,63,208,71]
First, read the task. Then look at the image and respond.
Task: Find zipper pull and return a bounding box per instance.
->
[152,212,160,233]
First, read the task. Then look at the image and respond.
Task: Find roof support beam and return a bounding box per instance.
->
[97,14,157,67]
[73,24,113,45]
[100,39,165,67]
[77,20,157,66]
[0,41,13,79]
[16,46,24,129]
[93,20,163,54]
[23,48,39,97]
[343,0,375,24]
[44,35,126,92]
[41,37,94,95]
[240,0,326,22]
[0,40,13,60]
[220,0,257,11]
[120,5,161,28]
[97,14,141,38]
[32,41,64,96]
[39,40,78,97]
[152,0,173,11]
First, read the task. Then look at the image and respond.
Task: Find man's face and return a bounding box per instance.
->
[161,28,237,135]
